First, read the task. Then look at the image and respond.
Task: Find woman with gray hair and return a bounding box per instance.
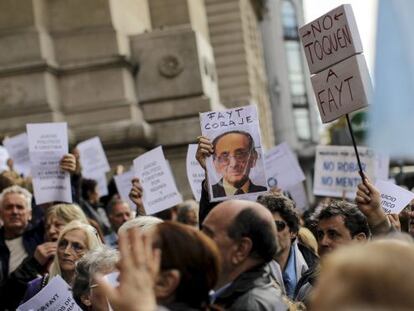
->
[73,246,119,310]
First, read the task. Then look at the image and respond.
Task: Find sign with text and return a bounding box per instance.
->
[27,123,72,205]
[0,146,9,172]
[77,137,110,177]
[3,133,31,176]
[311,54,371,123]
[17,275,82,311]
[186,144,205,201]
[264,142,305,190]
[375,180,414,214]
[299,4,363,74]
[133,146,182,214]
[200,105,268,202]
[114,170,137,211]
[314,145,389,199]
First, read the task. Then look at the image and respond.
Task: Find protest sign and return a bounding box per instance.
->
[133,146,182,214]
[186,144,205,201]
[264,142,305,190]
[375,180,414,214]
[17,275,82,311]
[311,54,371,123]
[299,4,363,74]
[3,133,31,176]
[0,146,9,172]
[200,105,268,202]
[27,123,72,205]
[284,182,309,213]
[313,145,389,199]
[77,137,110,177]
[114,170,137,211]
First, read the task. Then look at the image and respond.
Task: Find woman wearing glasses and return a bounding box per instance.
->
[20,221,103,304]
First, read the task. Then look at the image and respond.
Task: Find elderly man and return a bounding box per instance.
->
[104,197,133,247]
[201,199,286,310]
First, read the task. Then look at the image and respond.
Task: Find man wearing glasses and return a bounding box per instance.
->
[210,131,266,198]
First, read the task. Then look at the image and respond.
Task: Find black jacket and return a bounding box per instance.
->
[215,264,287,311]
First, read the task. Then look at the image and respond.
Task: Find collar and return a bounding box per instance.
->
[223,179,250,195]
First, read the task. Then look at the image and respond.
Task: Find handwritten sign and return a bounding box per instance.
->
[114,170,137,211]
[77,137,110,177]
[314,145,389,199]
[186,144,205,201]
[200,105,267,202]
[375,180,414,214]
[264,143,305,190]
[299,4,363,74]
[133,146,182,214]
[27,123,72,205]
[17,275,82,311]
[3,133,31,176]
[0,146,9,172]
[311,54,372,123]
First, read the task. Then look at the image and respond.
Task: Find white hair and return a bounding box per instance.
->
[0,185,32,211]
[118,216,163,234]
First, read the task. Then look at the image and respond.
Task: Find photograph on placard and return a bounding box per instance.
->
[200,105,268,202]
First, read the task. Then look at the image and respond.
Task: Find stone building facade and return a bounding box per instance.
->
[0,0,275,199]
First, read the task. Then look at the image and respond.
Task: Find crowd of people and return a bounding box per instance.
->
[0,136,413,311]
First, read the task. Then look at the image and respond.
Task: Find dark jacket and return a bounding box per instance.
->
[199,180,220,227]
[212,179,267,198]
[0,223,44,310]
[215,264,287,311]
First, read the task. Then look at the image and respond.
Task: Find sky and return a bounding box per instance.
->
[303,0,378,76]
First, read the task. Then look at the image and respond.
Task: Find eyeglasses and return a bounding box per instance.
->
[58,239,86,254]
[275,220,287,232]
[215,150,252,165]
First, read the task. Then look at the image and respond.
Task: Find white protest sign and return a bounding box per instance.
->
[133,146,183,214]
[311,54,372,123]
[0,146,9,172]
[264,143,305,190]
[27,123,72,205]
[17,275,82,311]
[313,145,389,199]
[77,137,110,177]
[186,144,205,201]
[200,105,268,202]
[375,180,414,214]
[3,133,31,176]
[114,170,137,211]
[299,4,363,74]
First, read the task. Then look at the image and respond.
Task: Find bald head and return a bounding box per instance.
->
[203,200,278,263]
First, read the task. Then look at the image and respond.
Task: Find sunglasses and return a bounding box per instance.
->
[274,220,287,232]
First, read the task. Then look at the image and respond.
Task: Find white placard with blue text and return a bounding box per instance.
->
[200,105,268,202]
[313,145,389,199]
[133,146,183,214]
[375,180,414,214]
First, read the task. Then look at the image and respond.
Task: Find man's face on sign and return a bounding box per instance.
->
[213,133,257,188]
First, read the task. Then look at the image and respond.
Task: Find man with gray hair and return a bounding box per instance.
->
[0,185,44,309]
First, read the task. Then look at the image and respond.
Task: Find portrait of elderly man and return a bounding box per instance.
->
[211,130,266,198]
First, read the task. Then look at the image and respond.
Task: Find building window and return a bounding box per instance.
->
[282,0,298,39]
[293,108,311,140]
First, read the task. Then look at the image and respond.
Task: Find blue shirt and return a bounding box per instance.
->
[282,244,297,298]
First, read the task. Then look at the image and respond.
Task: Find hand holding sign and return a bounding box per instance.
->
[195,136,213,171]
[129,177,145,216]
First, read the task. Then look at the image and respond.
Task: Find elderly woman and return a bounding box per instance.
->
[20,221,102,304]
[73,246,119,310]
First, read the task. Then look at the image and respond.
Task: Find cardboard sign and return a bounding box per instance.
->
[375,180,414,214]
[200,105,268,202]
[17,275,82,311]
[264,142,305,190]
[27,123,72,205]
[114,170,137,211]
[0,146,9,172]
[3,133,31,176]
[77,137,110,177]
[186,144,205,202]
[314,145,389,199]
[299,4,363,74]
[133,146,183,214]
[311,54,372,123]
